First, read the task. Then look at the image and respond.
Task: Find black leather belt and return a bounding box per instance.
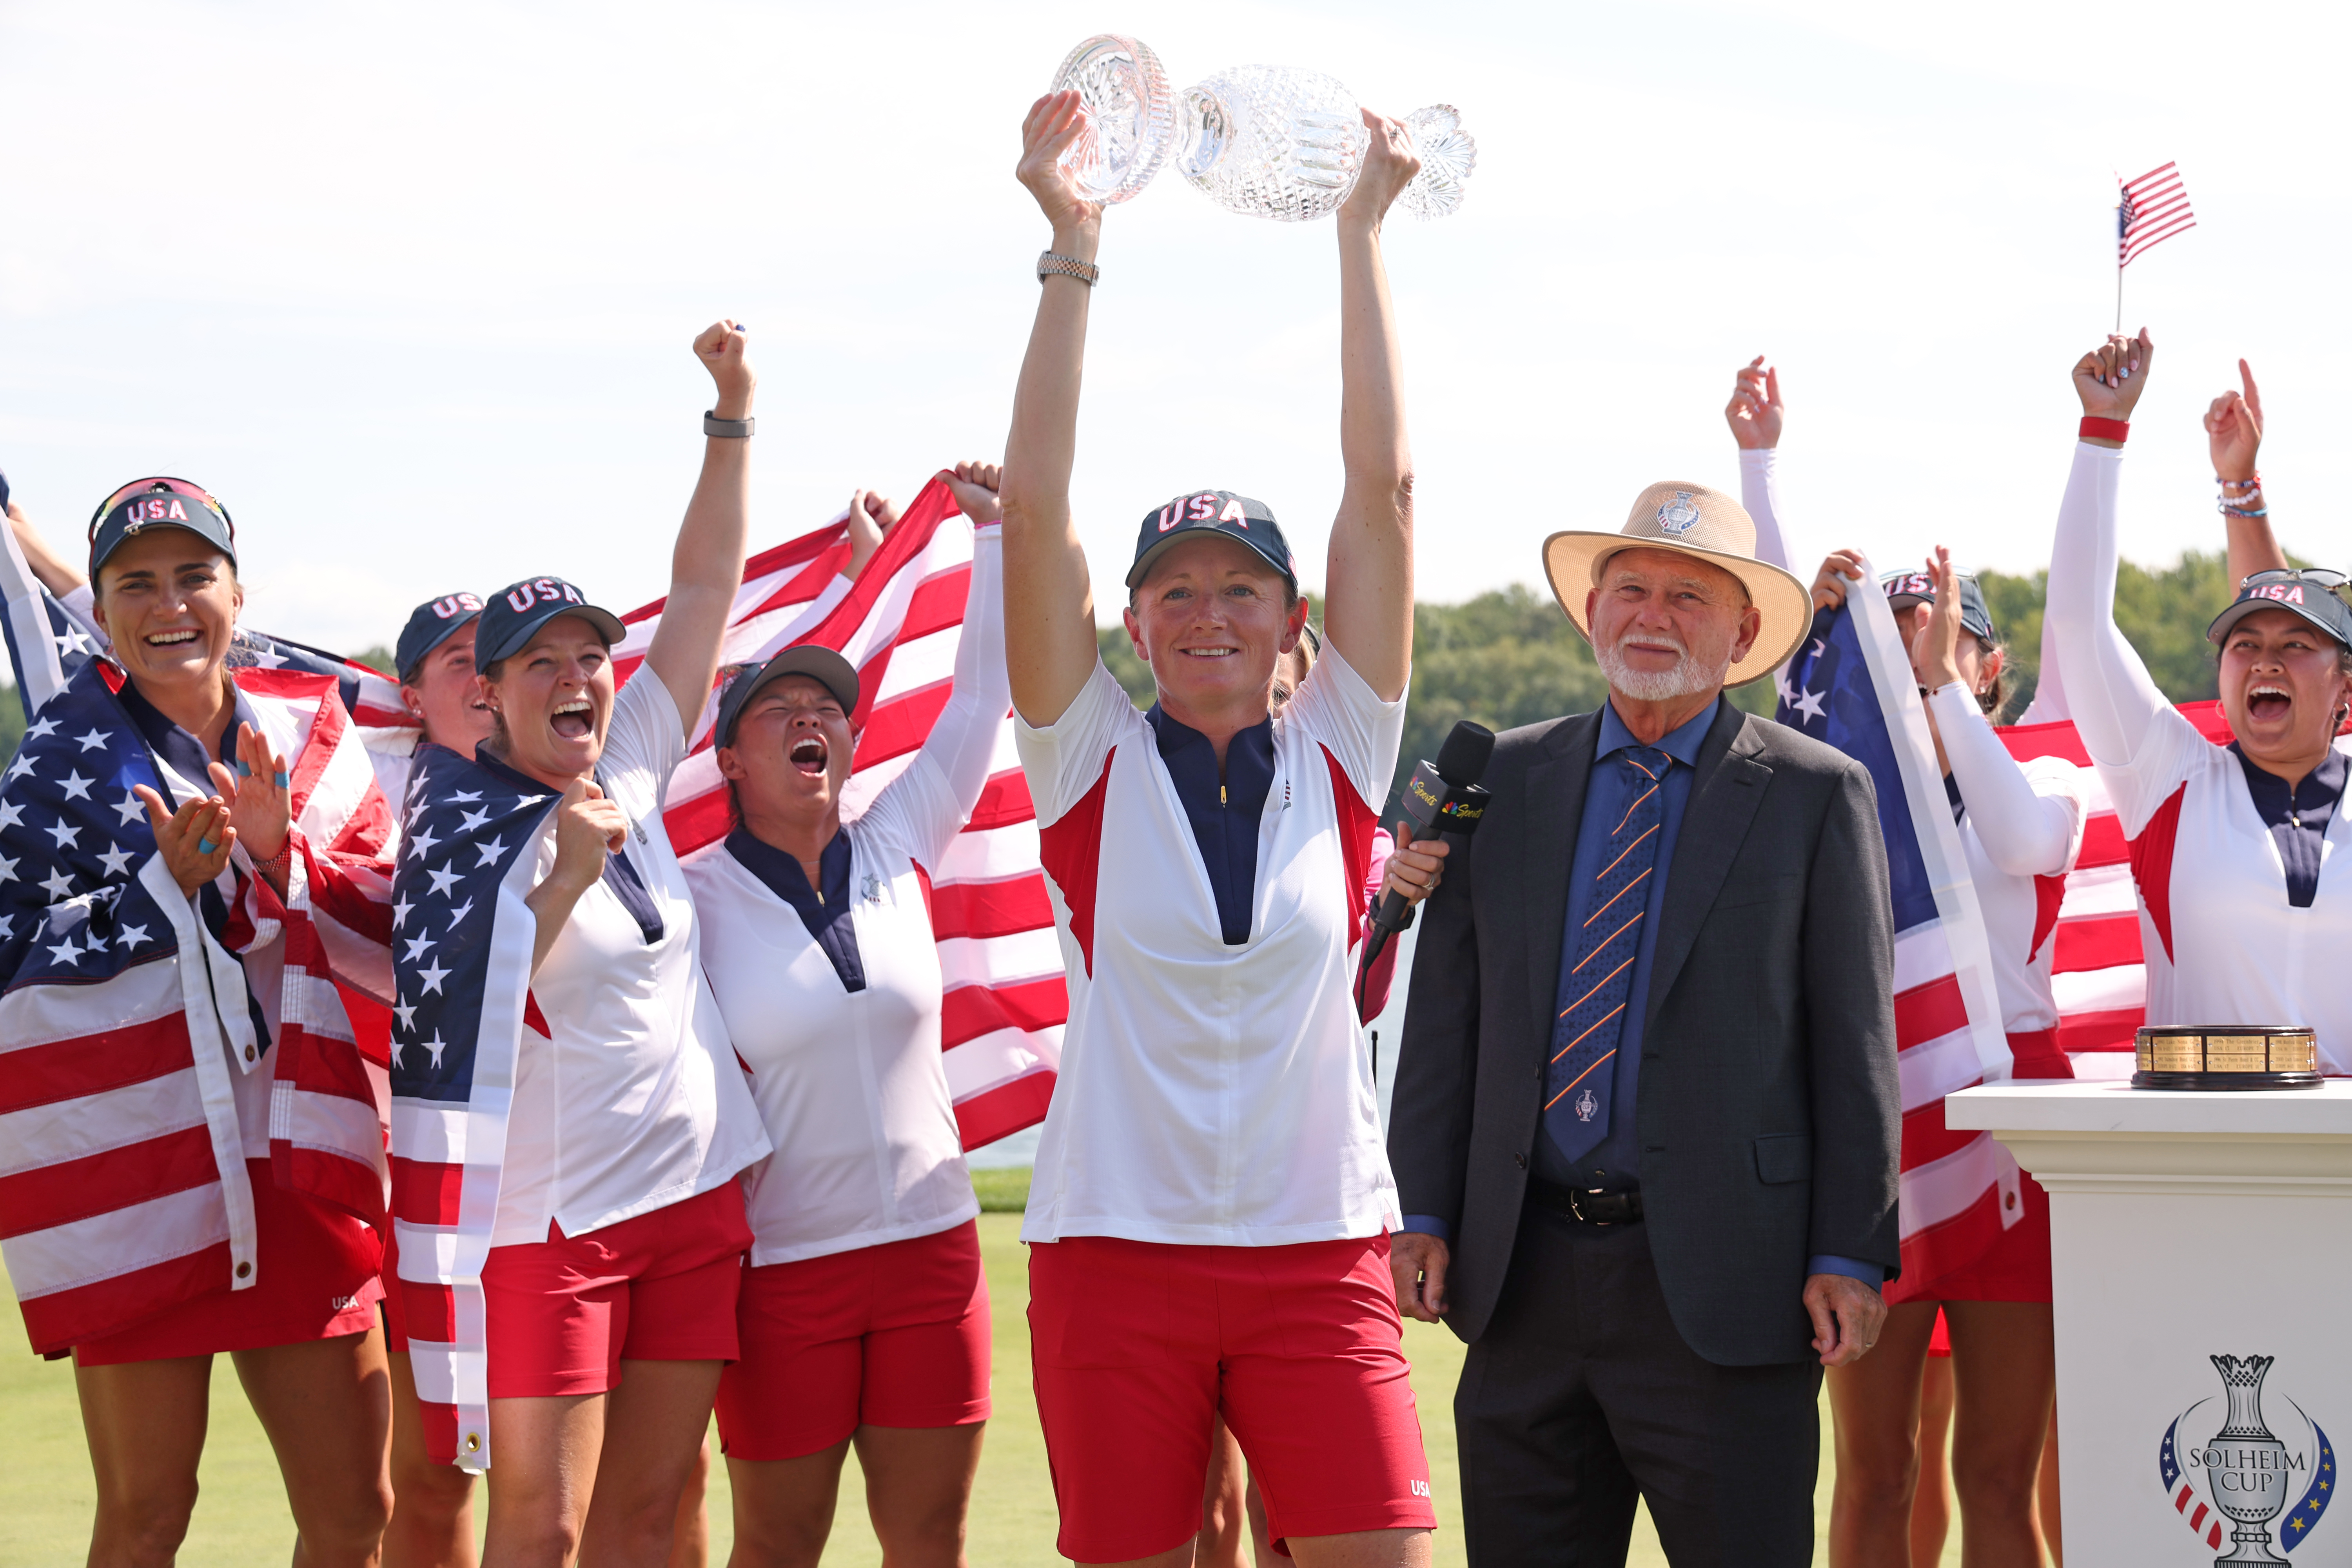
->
[1528,1178,1643,1226]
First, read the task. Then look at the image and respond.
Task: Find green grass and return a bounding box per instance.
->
[0,1183,1967,1566]
[970,1165,1031,1213]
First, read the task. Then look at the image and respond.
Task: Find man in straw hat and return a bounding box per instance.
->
[1387,481,1902,1564]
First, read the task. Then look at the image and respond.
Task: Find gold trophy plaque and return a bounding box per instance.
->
[2132,1025,2322,1091]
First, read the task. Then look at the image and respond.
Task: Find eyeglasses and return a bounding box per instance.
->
[2239,568,2349,592]
[87,476,234,541]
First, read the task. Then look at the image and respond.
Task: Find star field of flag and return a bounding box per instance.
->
[387,744,556,1103]
[0,668,181,989]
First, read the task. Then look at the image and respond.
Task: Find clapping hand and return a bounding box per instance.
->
[207,723,291,871]
[1918,547,1968,695]
[1338,108,1421,229]
[941,461,1004,526]
[694,320,756,423]
[2073,328,2154,426]
[2205,359,2264,484]
[135,786,236,897]
[1726,356,1785,451]
[1016,91,1104,240]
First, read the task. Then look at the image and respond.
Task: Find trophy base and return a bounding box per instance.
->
[2130,1070,2325,1092]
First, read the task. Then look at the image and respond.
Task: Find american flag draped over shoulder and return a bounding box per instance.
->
[2120,161,2196,266]
[1775,566,2020,1289]
[387,744,559,1472]
[612,474,1064,1146]
[0,526,398,1352]
[1999,701,2234,1065]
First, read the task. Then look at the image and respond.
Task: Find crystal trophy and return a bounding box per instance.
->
[1176,65,1477,222]
[1045,36,1475,220]
[1049,34,1175,205]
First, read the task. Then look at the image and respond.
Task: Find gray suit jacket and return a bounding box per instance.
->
[1387,700,1902,1365]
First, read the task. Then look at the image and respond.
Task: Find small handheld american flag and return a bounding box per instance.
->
[2119,161,2196,265]
[2114,161,2195,330]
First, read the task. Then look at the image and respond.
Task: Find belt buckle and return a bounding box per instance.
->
[1566,1187,1613,1227]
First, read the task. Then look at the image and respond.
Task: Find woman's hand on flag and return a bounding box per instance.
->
[942,461,1003,527]
[1809,548,1866,613]
[2204,359,2264,483]
[1725,355,1784,450]
[2073,327,2155,425]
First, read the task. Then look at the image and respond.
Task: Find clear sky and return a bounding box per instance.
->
[1,0,2340,651]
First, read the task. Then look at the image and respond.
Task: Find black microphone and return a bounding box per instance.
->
[1361,721,1495,997]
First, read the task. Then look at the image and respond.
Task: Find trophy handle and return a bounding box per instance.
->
[1398,104,1478,220]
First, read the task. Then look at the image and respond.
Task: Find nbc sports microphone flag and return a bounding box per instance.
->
[2120,162,2196,265]
[1775,562,2020,1288]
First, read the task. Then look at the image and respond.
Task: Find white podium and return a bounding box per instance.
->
[1947,1081,2352,1566]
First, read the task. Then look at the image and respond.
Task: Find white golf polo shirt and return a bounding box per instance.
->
[492,675,772,1245]
[1015,644,1406,1247]
[685,526,1011,1266]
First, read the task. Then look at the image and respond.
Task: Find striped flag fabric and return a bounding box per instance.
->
[0,657,398,1354]
[1776,561,2020,1289]
[609,474,1064,1148]
[2119,162,2196,266]
[1999,702,2234,1071]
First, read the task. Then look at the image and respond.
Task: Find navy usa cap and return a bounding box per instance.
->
[1126,489,1295,593]
[475,577,628,672]
[713,645,861,748]
[1882,568,1998,644]
[396,592,486,681]
[87,477,236,577]
[2207,570,2352,651]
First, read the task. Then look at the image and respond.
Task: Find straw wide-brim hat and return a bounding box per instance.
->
[1541,480,1813,685]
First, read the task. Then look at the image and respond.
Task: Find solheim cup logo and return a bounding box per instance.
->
[2157,1354,2335,1563]
[1655,491,1701,535]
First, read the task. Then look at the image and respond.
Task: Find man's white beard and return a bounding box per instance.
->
[1596,631,1728,702]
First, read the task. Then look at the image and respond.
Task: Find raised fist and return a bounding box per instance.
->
[693,320,756,421]
[2072,328,2154,426]
[942,461,1003,526]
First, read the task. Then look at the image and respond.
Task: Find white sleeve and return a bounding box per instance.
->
[1014,657,1139,825]
[1284,640,1408,809]
[1929,686,2083,876]
[1737,447,1795,572]
[602,673,690,805]
[2043,441,2204,833]
[2015,597,2070,724]
[859,526,1012,867]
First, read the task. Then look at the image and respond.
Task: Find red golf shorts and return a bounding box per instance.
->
[1028,1231,1435,1561]
[74,1159,383,1366]
[715,1219,992,1461]
[479,1180,751,1399]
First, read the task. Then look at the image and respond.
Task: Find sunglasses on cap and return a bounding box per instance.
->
[2240,567,2350,593]
[88,477,234,543]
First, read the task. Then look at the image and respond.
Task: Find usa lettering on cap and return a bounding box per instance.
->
[433,593,485,620]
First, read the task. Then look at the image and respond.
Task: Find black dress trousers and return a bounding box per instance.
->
[1455,1205,1822,1567]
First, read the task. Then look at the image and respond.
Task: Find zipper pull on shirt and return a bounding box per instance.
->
[1221,783,1228,806]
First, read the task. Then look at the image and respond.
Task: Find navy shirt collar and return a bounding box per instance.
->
[726,824,866,992]
[1146,704,1277,947]
[1596,695,1719,771]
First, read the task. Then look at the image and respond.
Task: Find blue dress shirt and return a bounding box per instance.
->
[1400,696,1880,1287]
